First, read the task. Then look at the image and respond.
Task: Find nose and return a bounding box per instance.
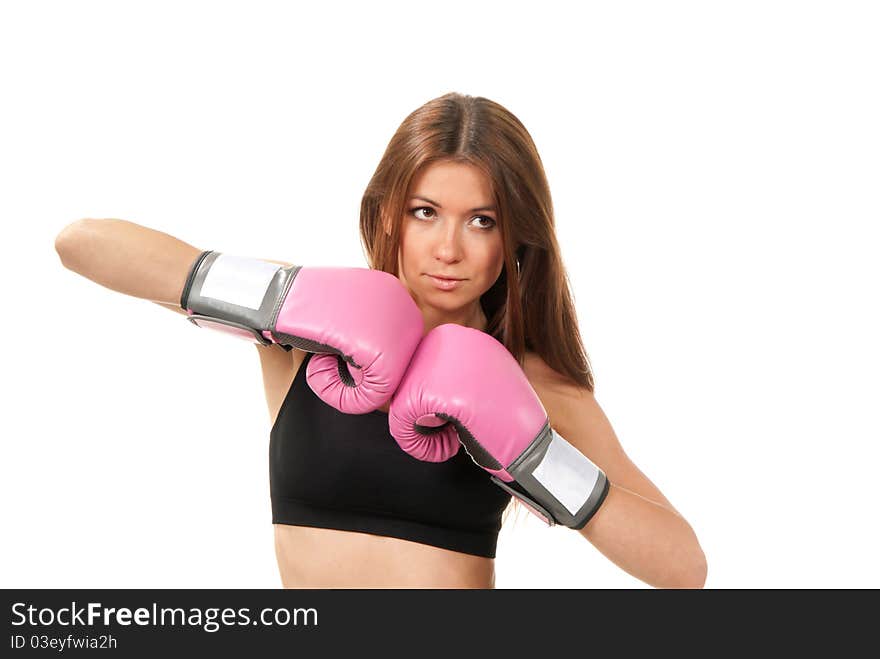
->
[432,219,464,263]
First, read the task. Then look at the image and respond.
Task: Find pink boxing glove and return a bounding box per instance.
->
[180,251,424,414]
[388,323,609,529]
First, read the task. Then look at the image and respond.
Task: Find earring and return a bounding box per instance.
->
[515,258,521,275]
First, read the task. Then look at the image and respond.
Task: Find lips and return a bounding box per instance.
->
[427,274,463,281]
[425,274,464,291]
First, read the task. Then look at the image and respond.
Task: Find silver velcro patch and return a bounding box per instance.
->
[531,429,600,515]
[199,254,280,310]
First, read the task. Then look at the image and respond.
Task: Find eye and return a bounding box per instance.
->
[408,207,497,230]
[472,216,497,230]
[409,206,436,220]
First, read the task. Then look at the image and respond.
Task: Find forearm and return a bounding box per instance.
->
[54,218,201,305]
[578,483,708,588]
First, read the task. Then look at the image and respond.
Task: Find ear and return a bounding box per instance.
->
[382,212,393,236]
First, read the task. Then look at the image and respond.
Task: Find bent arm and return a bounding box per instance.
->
[524,356,708,588]
[54,218,202,315]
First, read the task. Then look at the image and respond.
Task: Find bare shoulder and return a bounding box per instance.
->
[522,350,580,424]
[522,350,578,393]
[521,350,601,449]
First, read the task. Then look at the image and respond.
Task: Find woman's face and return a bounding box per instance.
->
[394,161,505,329]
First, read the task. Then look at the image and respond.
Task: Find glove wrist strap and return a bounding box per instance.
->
[180,251,301,347]
[498,424,611,529]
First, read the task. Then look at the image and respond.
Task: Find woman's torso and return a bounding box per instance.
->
[257,345,497,589]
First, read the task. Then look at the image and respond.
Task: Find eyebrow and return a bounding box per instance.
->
[411,195,497,213]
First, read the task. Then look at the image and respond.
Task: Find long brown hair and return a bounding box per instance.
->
[359,92,596,528]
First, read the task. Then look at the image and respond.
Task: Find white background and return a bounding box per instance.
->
[1,0,877,589]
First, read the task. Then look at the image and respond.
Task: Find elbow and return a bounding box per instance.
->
[651,543,708,590]
[672,521,709,589]
[684,553,708,589]
[54,218,91,267]
[672,547,708,590]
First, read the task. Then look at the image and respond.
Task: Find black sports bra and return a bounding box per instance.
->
[269,352,512,558]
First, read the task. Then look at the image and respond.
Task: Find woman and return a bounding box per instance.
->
[54,92,707,589]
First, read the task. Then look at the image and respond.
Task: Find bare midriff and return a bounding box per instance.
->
[273,524,495,589]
